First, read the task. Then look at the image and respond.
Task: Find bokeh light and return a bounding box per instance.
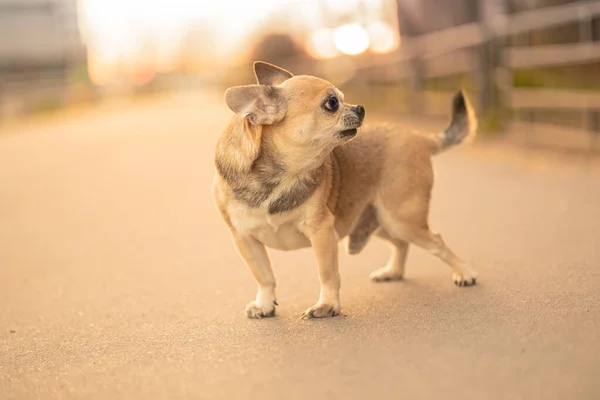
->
[75,0,402,84]
[308,29,340,59]
[334,24,370,56]
[367,21,400,54]
[326,0,360,13]
[78,0,290,85]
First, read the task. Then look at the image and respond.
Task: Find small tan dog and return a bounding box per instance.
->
[213,61,478,319]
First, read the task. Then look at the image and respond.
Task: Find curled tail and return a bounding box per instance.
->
[435,90,477,153]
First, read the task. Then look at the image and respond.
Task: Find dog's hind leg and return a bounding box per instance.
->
[375,198,477,287]
[411,228,477,286]
[347,206,410,281]
[386,222,476,286]
[369,229,410,282]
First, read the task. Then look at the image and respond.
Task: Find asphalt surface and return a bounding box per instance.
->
[1,90,599,400]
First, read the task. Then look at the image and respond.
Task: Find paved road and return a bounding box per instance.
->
[1,90,599,400]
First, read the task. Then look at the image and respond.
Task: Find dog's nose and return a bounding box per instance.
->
[355,105,365,121]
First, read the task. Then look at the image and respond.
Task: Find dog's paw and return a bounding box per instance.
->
[453,268,477,287]
[301,302,340,319]
[246,300,276,319]
[370,266,404,282]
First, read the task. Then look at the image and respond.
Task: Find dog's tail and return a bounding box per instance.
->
[434,90,477,153]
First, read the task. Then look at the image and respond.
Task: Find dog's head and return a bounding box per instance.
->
[224,62,365,150]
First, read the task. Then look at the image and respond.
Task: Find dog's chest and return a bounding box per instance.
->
[227,203,311,251]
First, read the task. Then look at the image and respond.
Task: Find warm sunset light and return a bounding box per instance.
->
[5,1,596,398]
[308,29,340,59]
[334,24,370,55]
[367,21,400,53]
[77,0,400,84]
[326,0,360,12]
[78,0,287,85]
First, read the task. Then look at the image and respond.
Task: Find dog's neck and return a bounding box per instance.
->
[268,133,330,176]
[215,117,327,214]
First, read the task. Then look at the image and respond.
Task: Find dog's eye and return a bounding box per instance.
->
[324,97,339,112]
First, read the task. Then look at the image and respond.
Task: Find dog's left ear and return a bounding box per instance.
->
[253,61,293,86]
[225,85,286,125]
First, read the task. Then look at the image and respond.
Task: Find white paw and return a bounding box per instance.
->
[246,300,276,319]
[370,266,404,282]
[301,302,341,319]
[453,267,477,287]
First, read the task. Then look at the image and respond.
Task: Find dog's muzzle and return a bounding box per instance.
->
[339,105,366,138]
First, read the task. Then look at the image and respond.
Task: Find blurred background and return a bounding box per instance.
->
[2,3,600,398]
[1,0,599,152]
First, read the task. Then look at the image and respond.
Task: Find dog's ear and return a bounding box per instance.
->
[253,61,293,86]
[225,85,286,125]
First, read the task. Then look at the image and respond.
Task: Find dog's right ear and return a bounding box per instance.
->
[253,61,293,86]
[225,85,286,125]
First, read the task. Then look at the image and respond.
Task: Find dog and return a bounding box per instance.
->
[213,61,478,319]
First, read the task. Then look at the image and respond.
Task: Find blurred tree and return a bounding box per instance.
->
[396,0,479,37]
[250,33,309,72]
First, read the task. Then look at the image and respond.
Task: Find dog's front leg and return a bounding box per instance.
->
[232,235,277,319]
[302,217,341,319]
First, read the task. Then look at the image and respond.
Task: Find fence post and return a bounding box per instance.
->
[580,2,600,138]
[476,0,508,131]
[409,53,424,114]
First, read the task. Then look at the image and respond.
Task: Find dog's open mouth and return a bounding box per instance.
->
[339,128,358,138]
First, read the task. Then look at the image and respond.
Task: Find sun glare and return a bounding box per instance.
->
[367,21,399,54]
[326,0,360,13]
[78,0,285,85]
[334,24,370,56]
[77,0,399,84]
[308,29,340,59]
